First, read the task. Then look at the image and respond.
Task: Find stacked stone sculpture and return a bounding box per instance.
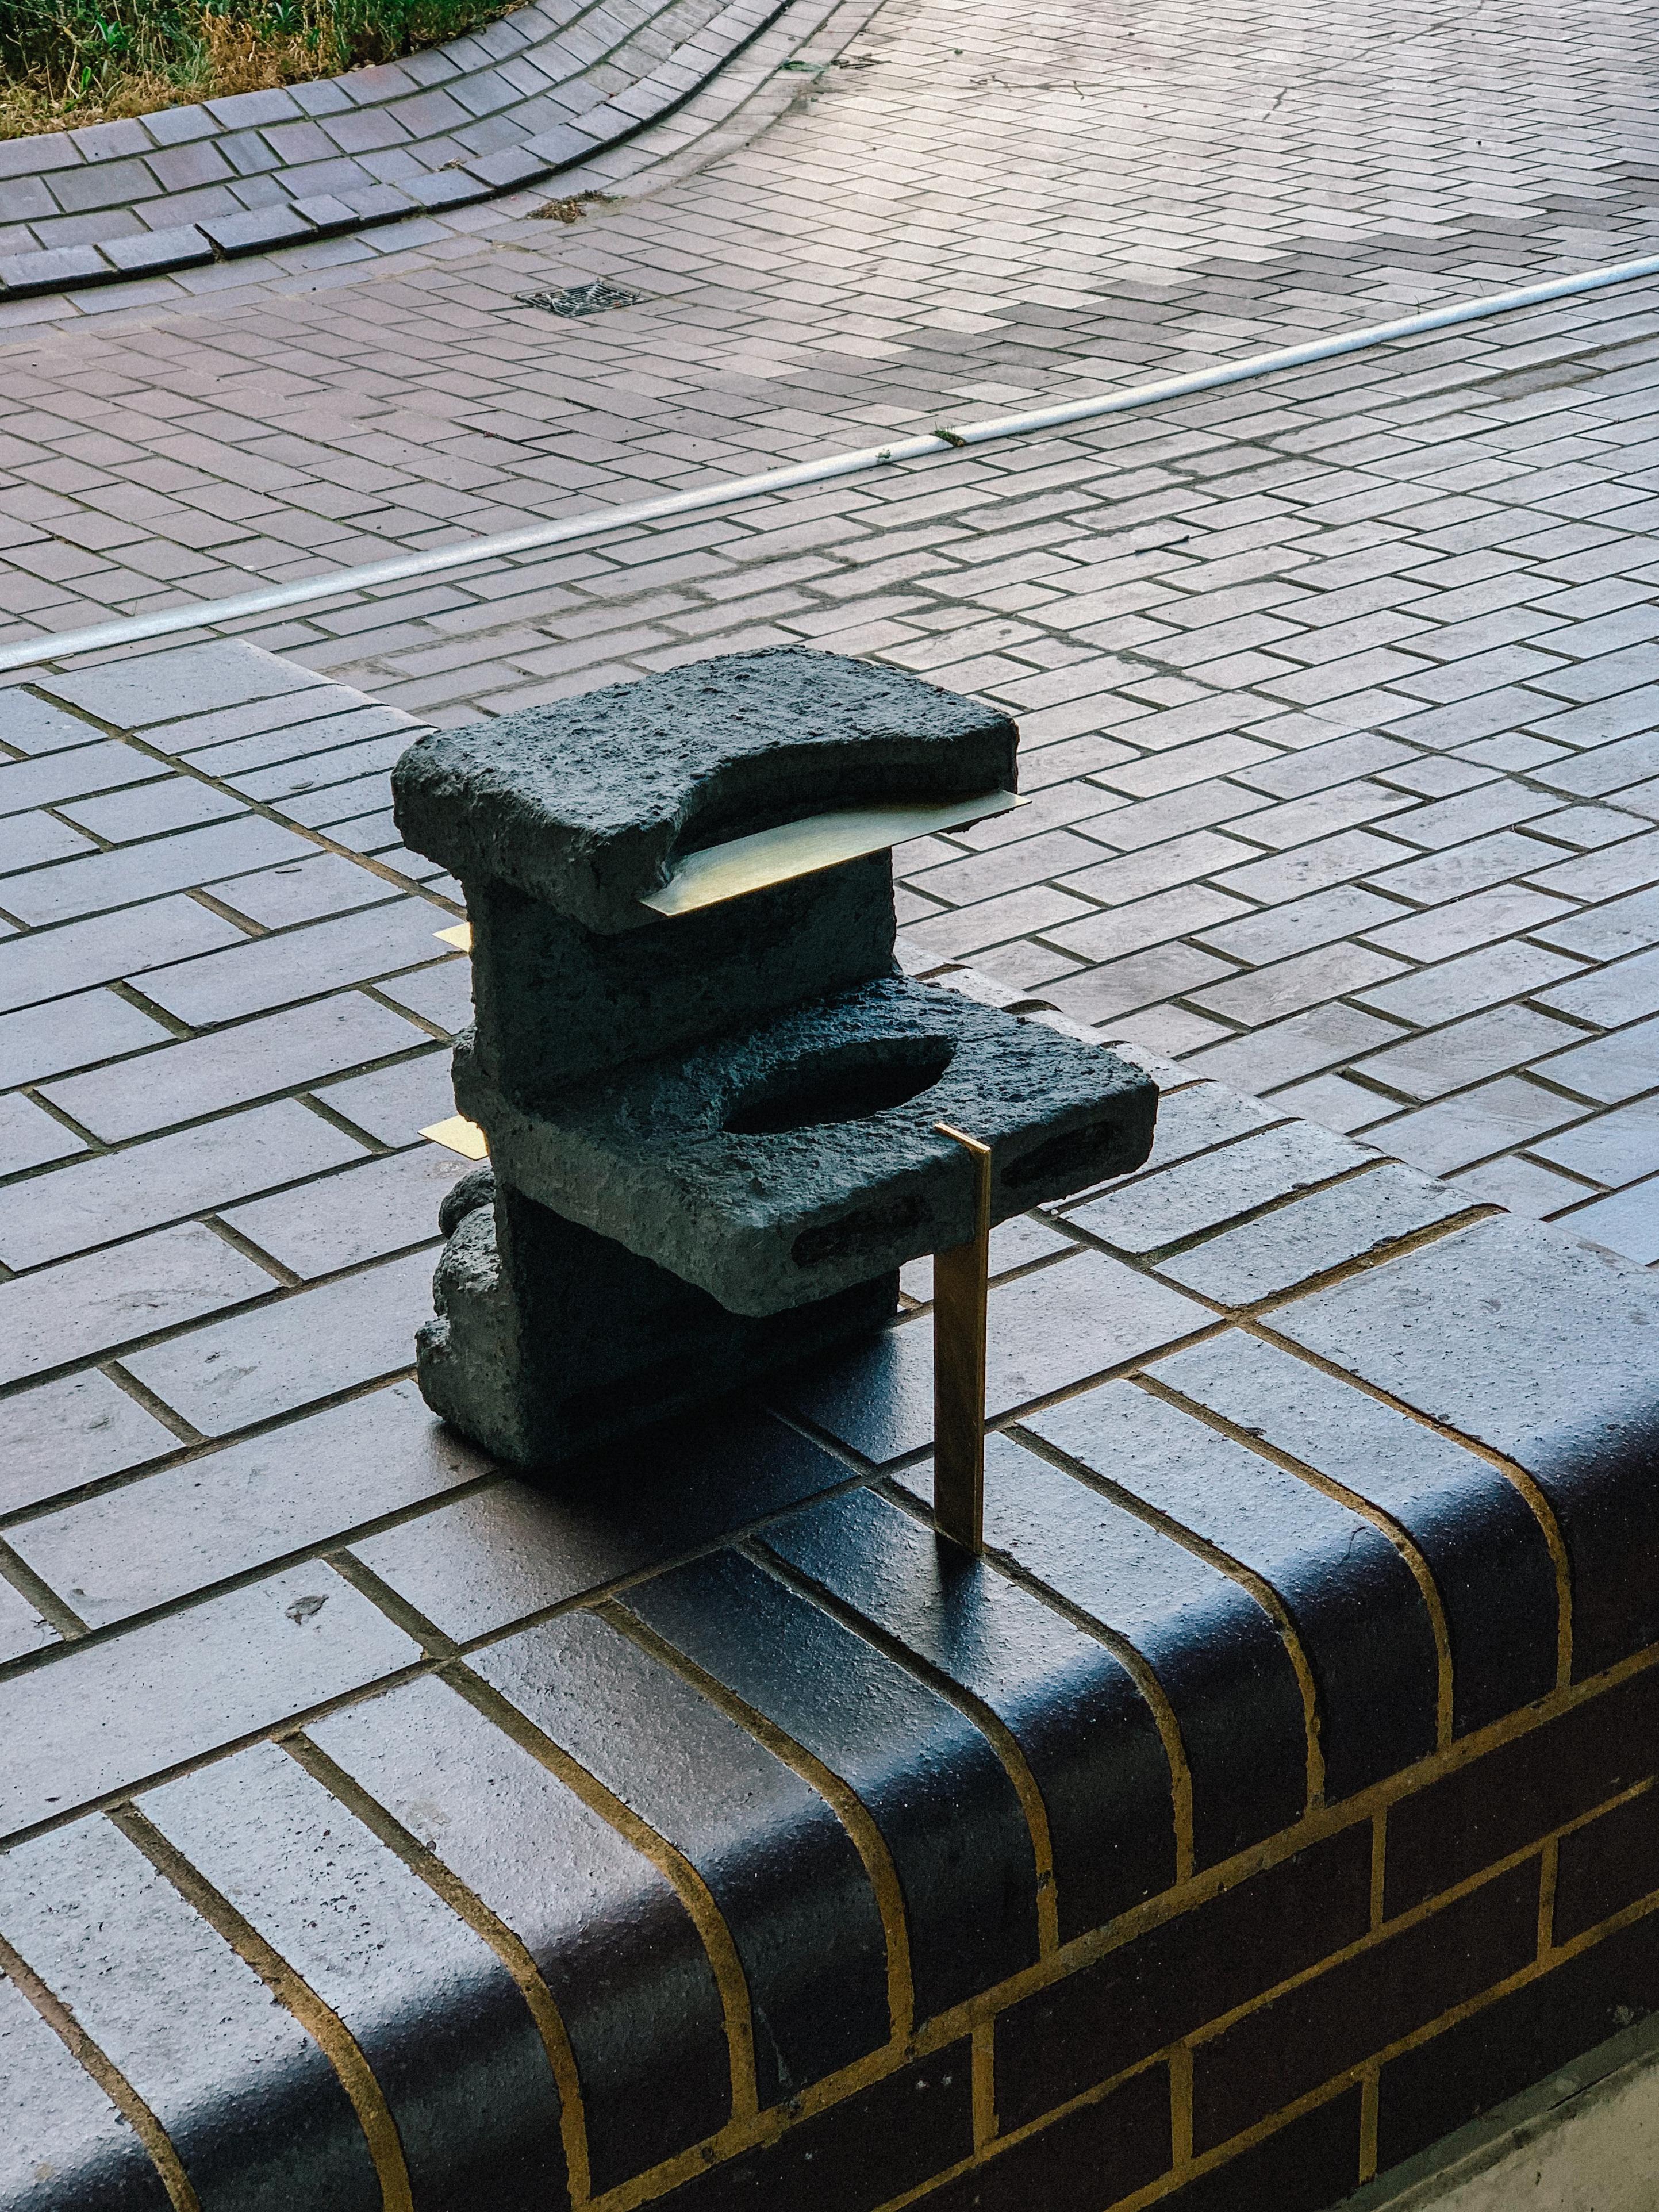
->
[391,646,1157,1470]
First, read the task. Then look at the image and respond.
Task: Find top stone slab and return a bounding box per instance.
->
[390,647,1019,933]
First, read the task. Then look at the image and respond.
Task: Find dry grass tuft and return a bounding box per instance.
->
[527,190,616,222]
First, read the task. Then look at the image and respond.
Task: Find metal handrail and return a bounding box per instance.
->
[5,250,1659,677]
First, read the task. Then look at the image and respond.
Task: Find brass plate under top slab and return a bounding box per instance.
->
[639,789,1027,917]
[435,922,472,951]
[422,1115,488,1160]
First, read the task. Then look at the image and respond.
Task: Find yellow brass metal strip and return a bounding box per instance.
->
[640,791,1026,917]
[434,922,473,951]
[932,1124,993,1556]
[421,1115,489,1161]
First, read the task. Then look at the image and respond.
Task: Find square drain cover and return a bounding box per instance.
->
[512,279,644,317]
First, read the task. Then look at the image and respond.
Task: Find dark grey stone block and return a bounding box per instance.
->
[290,192,360,233]
[402,167,494,209]
[462,975,1156,1313]
[419,1185,898,1466]
[391,646,1019,934]
[197,202,317,254]
[337,181,418,223]
[468,851,894,1101]
[464,144,550,187]
[395,648,1153,1467]
[0,243,112,295]
[523,122,602,164]
[49,156,159,214]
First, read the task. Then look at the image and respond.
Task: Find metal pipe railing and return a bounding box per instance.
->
[5,249,1659,676]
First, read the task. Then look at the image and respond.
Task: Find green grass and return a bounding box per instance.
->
[1,0,523,135]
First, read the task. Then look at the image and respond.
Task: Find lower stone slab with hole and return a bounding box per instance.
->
[8,1016,1659,2212]
[453,974,1157,1312]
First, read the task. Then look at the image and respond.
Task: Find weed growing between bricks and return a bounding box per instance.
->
[0,0,524,136]
[525,191,617,224]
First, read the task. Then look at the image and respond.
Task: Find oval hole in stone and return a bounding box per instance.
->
[725,1036,955,1135]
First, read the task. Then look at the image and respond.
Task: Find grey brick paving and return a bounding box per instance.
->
[7,0,1659,1854]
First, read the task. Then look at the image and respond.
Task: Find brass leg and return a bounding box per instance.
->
[932,1124,992,1553]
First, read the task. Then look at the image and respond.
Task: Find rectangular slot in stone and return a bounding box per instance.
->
[639,788,1027,915]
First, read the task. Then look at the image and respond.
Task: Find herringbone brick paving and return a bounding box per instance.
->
[9,0,1659,1268]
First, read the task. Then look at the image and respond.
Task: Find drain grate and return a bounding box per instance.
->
[510,279,646,318]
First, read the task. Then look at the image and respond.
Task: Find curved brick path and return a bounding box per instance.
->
[0,0,816,294]
[8,0,1659,1250]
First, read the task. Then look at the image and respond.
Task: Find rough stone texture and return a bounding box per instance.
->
[391,646,1018,932]
[3,594,1659,2212]
[460,971,1156,1310]
[13,3,1659,2175]
[417,1182,898,1463]
[400,646,1150,1456]
[467,851,898,1100]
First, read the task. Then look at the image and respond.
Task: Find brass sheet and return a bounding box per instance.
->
[932,1122,992,1555]
[434,922,473,951]
[421,1115,489,1161]
[640,789,1026,917]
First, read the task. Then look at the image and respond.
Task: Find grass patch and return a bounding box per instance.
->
[0,0,525,137]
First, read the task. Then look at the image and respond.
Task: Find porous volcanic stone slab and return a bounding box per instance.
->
[467,851,897,1101]
[418,1181,900,1467]
[458,975,1157,1312]
[391,646,1019,932]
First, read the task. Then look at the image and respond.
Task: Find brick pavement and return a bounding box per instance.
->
[0,0,834,293]
[8,0,1659,1262]
[11,625,1659,2207]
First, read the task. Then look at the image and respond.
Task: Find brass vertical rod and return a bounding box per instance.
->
[932,1124,993,1554]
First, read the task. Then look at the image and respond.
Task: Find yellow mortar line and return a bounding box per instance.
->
[282,1731,594,2205]
[0,1925,202,2212]
[602,1599,918,2045]
[1134,1370,1457,1753]
[112,1805,416,2212]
